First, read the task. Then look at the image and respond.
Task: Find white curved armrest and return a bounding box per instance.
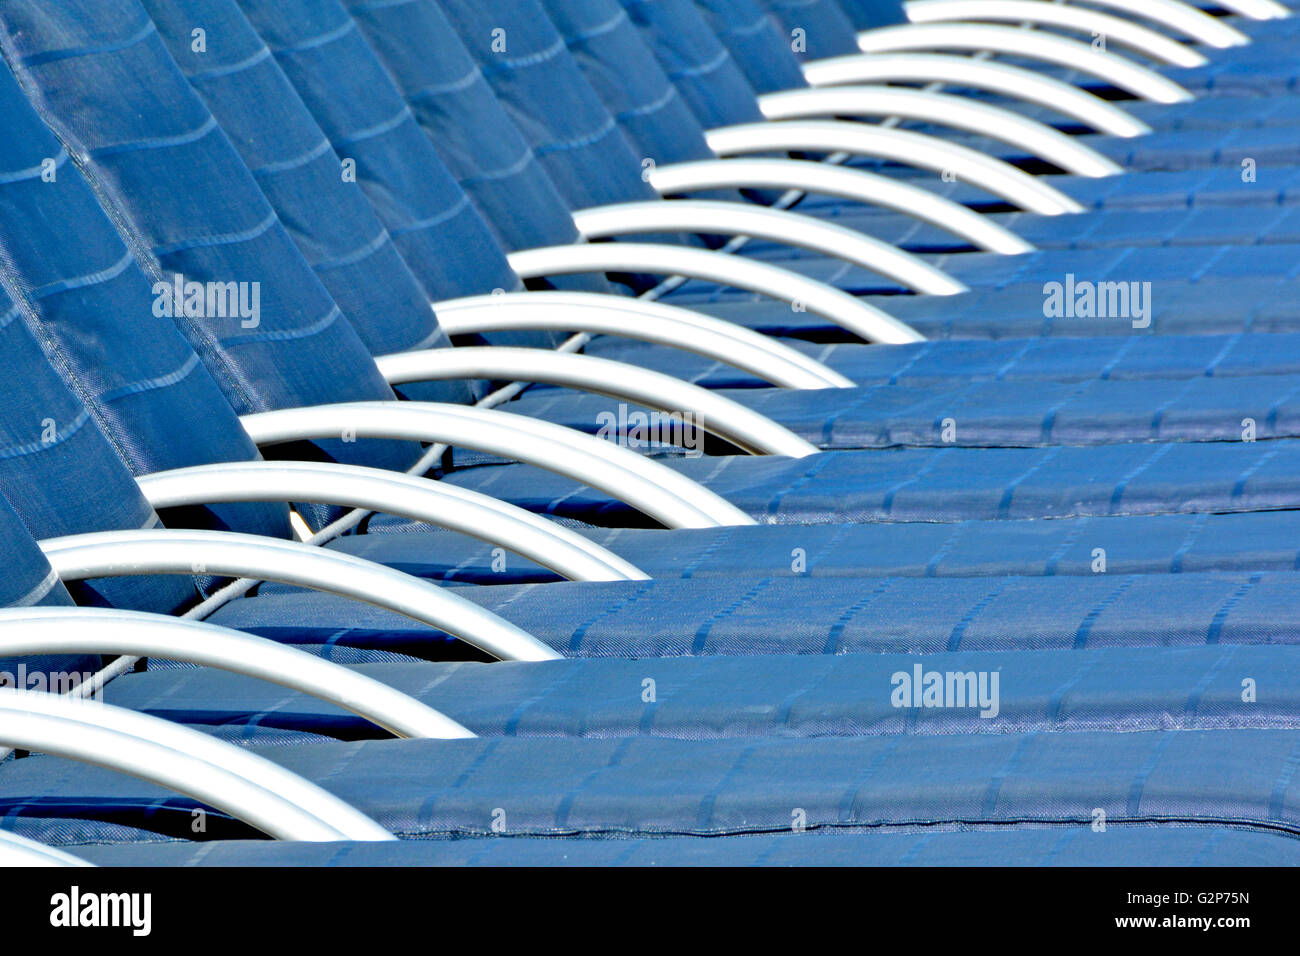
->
[241,402,758,528]
[854,23,1194,102]
[0,829,95,867]
[572,199,967,293]
[375,347,820,457]
[139,459,647,582]
[902,0,1207,67]
[1210,0,1291,17]
[38,528,560,662]
[434,291,854,388]
[0,688,394,841]
[706,120,1083,214]
[649,158,1032,254]
[757,86,1122,177]
[980,0,1249,47]
[802,53,1150,137]
[509,243,926,343]
[0,607,473,739]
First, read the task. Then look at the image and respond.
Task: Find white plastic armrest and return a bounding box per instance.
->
[39,528,560,662]
[376,347,820,457]
[1209,0,1291,18]
[757,86,1122,177]
[0,828,96,867]
[801,53,1150,137]
[0,688,394,841]
[902,0,1207,66]
[0,606,474,739]
[139,459,647,582]
[853,23,1194,102]
[989,0,1249,46]
[434,291,855,388]
[649,157,1033,254]
[572,199,968,293]
[705,120,1084,214]
[241,401,758,528]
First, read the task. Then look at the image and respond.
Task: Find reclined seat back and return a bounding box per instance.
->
[141,0,538,384]
[0,56,290,567]
[0,491,103,703]
[691,0,810,93]
[617,0,768,130]
[0,0,432,527]
[753,0,861,59]
[141,0,480,400]
[341,0,617,285]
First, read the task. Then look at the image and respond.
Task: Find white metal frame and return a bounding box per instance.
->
[241,402,758,528]
[852,23,1195,102]
[38,528,560,662]
[375,347,820,457]
[509,243,927,343]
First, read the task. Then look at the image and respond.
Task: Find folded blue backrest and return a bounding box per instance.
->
[692,0,809,93]
[0,55,290,550]
[540,0,721,169]
[0,276,197,615]
[0,0,429,524]
[0,490,104,697]
[344,0,612,282]
[835,0,909,29]
[618,0,765,130]
[759,0,860,58]
[141,0,477,402]
[225,0,563,352]
[436,0,667,215]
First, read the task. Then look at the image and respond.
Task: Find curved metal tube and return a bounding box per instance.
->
[802,53,1150,137]
[139,460,646,582]
[39,529,560,663]
[1214,0,1291,18]
[706,120,1083,215]
[434,291,854,388]
[1014,0,1250,47]
[0,607,474,739]
[572,200,967,294]
[650,157,1032,254]
[0,688,394,842]
[0,828,96,867]
[853,23,1195,102]
[242,402,757,528]
[509,243,926,344]
[757,86,1122,177]
[902,0,1207,66]
[375,347,820,458]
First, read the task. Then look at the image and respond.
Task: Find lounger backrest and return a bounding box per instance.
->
[0,0,429,524]
[539,0,721,169]
[343,0,614,286]
[692,0,810,93]
[617,0,767,130]
[833,0,910,30]
[0,490,105,694]
[434,0,670,218]
[0,263,199,615]
[142,0,475,406]
[0,56,291,563]
[755,0,861,59]
[221,0,566,350]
